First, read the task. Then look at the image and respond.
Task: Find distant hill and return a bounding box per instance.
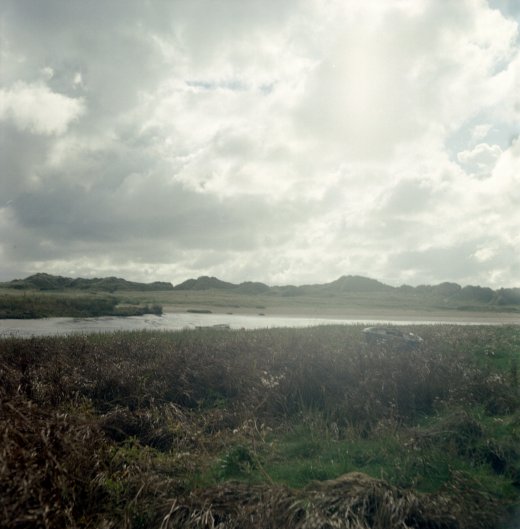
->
[234,281,271,295]
[305,275,393,294]
[331,275,393,292]
[414,282,520,306]
[494,288,520,305]
[172,276,235,291]
[173,276,271,295]
[2,273,173,292]
[172,275,392,294]
[2,273,519,309]
[171,274,520,309]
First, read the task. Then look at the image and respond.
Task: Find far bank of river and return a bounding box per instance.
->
[1,311,519,338]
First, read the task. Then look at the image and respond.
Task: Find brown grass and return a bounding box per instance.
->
[0,395,108,528]
[161,472,459,529]
[0,325,518,528]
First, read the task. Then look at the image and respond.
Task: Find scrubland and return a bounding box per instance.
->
[0,291,162,318]
[2,283,520,321]
[1,325,519,528]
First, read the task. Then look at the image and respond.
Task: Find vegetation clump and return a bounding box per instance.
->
[0,294,162,318]
[163,471,459,529]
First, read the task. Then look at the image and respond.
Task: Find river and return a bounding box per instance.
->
[0,312,516,338]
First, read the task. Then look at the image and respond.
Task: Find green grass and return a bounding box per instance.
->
[0,291,162,318]
[113,287,520,316]
[204,408,519,499]
[2,283,520,319]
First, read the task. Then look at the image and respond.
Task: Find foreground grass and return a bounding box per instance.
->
[1,325,519,528]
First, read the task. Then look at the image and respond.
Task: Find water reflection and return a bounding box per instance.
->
[0,312,510,338]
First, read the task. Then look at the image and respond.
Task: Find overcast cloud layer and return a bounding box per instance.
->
[1,0,519,287]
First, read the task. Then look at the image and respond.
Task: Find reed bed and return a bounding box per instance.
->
[1,324,519,528]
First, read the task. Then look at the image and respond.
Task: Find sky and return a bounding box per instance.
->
[0,0,519,287]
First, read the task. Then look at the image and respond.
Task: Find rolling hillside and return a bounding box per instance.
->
[2,273,519,310]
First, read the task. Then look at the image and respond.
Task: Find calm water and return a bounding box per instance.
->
[0,312,513,338]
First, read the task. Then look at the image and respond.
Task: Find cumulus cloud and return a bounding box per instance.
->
[457,143,503,177]
[470,124,493,143]
[0,0,519,287]
[0,82,85,135]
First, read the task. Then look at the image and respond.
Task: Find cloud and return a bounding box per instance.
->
[386,239,520,286]
[0,82,85,135]
[457,143,503,177]
[470,124,493,143]
[0,0,519,288]
[295,0,519,158]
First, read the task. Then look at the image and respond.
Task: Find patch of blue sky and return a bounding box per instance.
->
[488,0,520,26]
[186,79,248,91]
[446,114,517,165]
[185,79,274,94]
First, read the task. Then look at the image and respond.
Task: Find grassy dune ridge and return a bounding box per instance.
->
[2,272,520,320]
[1,325,520,528]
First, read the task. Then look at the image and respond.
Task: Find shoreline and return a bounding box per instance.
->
[163,305,520,325]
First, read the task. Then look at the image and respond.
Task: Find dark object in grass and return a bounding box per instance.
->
[98,406,177,450]
[363,326,424,347]
[187,309,213,314]
[195,324,231,330]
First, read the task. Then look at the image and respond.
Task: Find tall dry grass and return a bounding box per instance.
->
[1,325,518,528]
